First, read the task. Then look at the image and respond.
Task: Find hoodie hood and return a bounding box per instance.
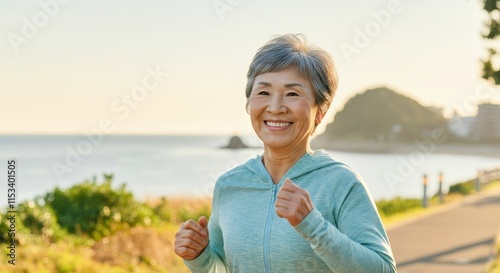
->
[243,149,346,184]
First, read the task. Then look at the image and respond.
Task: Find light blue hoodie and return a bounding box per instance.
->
[185,150,396,273]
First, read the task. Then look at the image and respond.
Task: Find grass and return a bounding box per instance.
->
[378,195,451,227]
[0,224,192,273]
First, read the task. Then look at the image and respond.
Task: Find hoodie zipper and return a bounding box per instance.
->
[263,183,278,273]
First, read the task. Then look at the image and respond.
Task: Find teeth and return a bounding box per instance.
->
[267,121,291,127]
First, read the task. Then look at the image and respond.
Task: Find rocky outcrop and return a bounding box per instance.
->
[223,136,249,149]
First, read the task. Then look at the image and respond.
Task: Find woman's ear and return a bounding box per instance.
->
[315,110,325,125]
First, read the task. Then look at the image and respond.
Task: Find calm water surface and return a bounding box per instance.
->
[0,135,498,206]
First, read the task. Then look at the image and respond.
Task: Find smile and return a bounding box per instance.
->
[265,121,292,128]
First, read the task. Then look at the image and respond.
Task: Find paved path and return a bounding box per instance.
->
[387,190,500,273]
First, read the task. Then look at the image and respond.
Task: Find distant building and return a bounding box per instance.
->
[448,112,475,139]
[472,103,500,141]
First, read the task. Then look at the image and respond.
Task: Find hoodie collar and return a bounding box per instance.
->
[244,150,339,184]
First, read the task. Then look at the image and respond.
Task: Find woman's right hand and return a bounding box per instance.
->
[174,216,209,260]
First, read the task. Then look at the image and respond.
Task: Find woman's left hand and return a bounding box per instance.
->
[275,178,314,227]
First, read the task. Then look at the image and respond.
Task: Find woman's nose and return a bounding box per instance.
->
[267,96,286,114]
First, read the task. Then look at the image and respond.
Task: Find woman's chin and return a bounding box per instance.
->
[261,138,293,149]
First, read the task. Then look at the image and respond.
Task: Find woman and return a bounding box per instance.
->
[174,34,396,273]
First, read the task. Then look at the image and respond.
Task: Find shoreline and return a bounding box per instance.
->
[311,139,500,159]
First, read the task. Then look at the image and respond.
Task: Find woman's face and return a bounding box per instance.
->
[248,68,323,151]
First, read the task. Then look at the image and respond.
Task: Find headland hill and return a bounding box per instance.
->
[311,87,500,158]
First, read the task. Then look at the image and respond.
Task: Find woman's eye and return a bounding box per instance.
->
[286,92,299,97]
[258,91,269,95]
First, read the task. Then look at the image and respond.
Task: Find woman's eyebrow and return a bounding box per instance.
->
[284,83,304,88]
[255,82,304,88]
[255,82,272,86]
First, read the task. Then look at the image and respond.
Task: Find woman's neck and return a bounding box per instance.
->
[262,144,312,184]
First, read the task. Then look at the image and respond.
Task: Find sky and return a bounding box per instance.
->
[1,0,499,135]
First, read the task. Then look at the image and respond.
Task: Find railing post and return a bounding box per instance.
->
[438,172,444,204]
[422,174,428,208]
[475,170,481,192]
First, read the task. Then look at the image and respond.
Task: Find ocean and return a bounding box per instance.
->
[0,135,499,207]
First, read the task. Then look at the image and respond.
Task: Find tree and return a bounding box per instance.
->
[482,0,500,84]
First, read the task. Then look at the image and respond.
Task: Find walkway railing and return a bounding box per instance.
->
[422,165,500,207]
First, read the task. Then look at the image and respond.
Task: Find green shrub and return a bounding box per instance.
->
[376,198,421,217]
[0,202,64,246]
[448,179,476,195]
[44,174,158,240]
[0,212,20,243]
[152,197,172,223]
[17,199,66,242]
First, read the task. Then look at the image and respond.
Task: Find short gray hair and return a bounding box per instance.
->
[246,34,338,114]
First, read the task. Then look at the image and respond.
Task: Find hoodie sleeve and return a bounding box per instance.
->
[184,183,228,273]
[293,174,397,273]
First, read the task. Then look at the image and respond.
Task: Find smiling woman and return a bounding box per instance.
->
[249,69,320,156]
[174,34,397,273]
